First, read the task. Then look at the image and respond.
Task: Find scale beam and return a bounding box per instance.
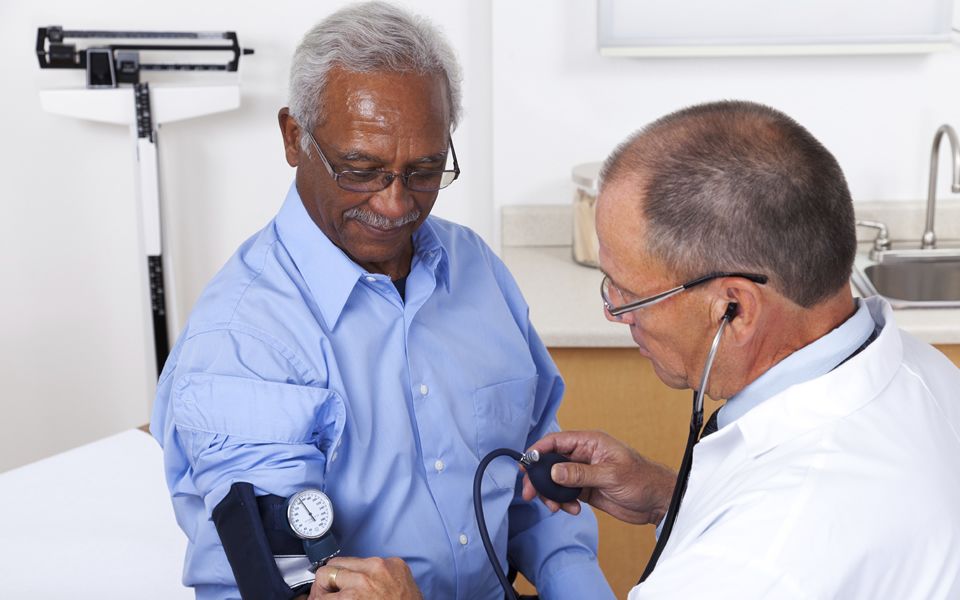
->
[37,26,253,384]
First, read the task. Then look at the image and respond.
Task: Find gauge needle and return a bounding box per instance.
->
[299,497,318,521]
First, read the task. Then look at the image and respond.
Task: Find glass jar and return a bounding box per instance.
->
[571,162,602,268]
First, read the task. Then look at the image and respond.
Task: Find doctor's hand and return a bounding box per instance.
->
[522,430,676,526]
[307,556,422,600]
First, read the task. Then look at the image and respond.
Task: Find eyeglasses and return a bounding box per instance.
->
[305,130,461,193]
[601,271,768,317]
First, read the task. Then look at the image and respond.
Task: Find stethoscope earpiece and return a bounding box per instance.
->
[724,302,738,322]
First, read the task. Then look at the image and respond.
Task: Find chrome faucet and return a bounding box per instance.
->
[923,124,960,249]
[856,219,891,261]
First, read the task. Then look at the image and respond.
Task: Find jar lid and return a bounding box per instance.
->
[571,162,603,193]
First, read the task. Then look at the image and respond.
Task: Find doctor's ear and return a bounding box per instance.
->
[712,279,762,343]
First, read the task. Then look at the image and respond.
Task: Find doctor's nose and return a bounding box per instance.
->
[604,306,635,325]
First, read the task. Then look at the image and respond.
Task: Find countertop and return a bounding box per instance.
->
[502,245,960,347]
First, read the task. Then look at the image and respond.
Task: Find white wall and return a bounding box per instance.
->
[491,1,960,218]
[0,0,491,471]
[4,0,960,471]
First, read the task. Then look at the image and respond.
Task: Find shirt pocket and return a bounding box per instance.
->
[473,374,538,490]
[172,373,346,454]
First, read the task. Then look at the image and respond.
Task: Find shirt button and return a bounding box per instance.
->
[434,459,445,472]
[365,276,376,282]
[458,533,468,546]
[419,383,429,396]
[330,451,338,463]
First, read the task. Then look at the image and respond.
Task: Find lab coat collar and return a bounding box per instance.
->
[702,296,902,459]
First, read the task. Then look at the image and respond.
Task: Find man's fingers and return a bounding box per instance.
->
[324,555,389,575]
[527,430,606,464]
[313,564,355,592]
[521,474,537,501]
[324,556,366,571]
[528,431,589,457]
[550,460,608,489]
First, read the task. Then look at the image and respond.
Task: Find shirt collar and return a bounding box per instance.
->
[274,182,450,328]
[411,218,451,293]
[718,298,876,429]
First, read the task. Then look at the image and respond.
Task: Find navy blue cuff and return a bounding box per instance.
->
[211,482,304,599]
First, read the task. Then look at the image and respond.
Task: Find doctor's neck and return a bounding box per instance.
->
[712,288,857,400]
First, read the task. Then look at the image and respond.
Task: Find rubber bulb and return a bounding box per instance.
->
[527,453,582,503]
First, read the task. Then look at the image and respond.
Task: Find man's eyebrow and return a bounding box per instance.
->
[411,151,448,165]
[336,149,449,166]
[604,272,641,299]
[338,150,384,163]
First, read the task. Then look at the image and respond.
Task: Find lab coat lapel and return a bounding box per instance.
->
[673,297,902,548]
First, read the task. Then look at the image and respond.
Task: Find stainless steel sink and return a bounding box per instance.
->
[851,124,960,308]
[852,250,960,308]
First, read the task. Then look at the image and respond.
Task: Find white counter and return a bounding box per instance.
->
[502,245,960,347]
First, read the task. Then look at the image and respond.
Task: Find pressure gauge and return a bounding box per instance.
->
[287,489,334,539]
[286,488,341,571]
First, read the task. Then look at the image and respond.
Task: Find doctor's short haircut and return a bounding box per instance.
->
[288,1,463,153]
[599,100,857,308]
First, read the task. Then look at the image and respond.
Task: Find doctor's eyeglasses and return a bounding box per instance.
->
[601,271,769,317]
[305,130,461,193]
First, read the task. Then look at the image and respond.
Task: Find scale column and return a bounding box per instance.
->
[134,82,170,377]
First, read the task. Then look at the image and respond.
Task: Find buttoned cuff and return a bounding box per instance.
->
[535,553,615,600]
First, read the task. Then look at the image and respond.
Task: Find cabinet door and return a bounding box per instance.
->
[548,347,723,599]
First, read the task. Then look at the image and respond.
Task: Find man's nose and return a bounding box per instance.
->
[603,306,633,325]
[369,175,414,218]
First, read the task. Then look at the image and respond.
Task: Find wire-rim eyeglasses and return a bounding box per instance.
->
[601,271,769,317]
[304,130,460,193]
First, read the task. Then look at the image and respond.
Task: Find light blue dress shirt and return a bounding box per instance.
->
[151,184,613,600]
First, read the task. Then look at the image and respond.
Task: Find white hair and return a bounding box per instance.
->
[288,1,463,152]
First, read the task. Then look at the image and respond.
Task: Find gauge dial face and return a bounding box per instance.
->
[287,489,334,539]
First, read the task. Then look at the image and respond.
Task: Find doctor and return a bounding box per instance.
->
[521,100,960,599]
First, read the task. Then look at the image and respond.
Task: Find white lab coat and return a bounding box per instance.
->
[630,297,960,599]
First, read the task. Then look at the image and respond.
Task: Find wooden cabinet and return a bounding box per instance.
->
[515,344,960,598]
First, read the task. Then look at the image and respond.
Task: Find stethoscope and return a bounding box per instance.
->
[473,302,738,598]
[639,301,737,581]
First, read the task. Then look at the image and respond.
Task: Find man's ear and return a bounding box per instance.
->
[712,277,762,347]
[278,107,302,168]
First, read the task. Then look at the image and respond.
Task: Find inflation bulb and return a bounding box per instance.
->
[521,450,582,503]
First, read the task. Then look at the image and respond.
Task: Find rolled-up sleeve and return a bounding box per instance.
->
[154,327,346,514]
[172,372,345,514]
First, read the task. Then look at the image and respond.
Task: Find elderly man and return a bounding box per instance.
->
[521,101,960,598]
[150,3,612,600]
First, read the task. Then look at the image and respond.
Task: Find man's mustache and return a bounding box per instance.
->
[344,207,421,229]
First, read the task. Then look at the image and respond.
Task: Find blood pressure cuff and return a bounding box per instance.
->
[212,482,314,599]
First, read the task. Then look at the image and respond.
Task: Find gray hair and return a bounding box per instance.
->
[600,100,856,308]
[288,1,463,152]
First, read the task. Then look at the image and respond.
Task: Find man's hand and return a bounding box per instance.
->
[307,556,422,599]
[521,430,676,526]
